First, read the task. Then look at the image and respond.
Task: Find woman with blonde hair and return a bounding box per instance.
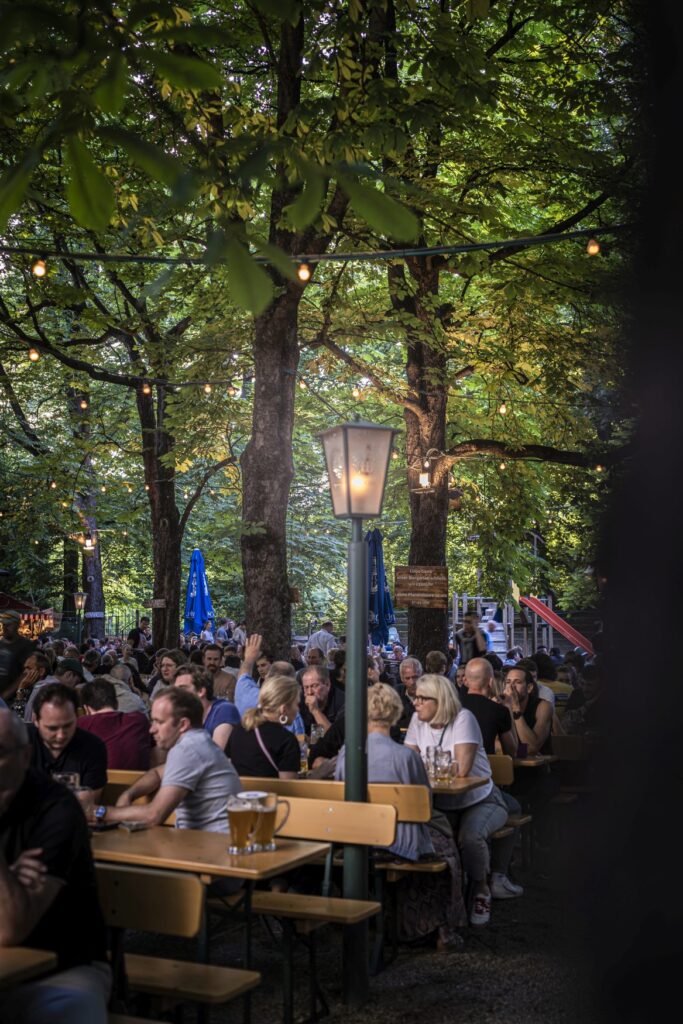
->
[225,675,301,779]
[335,683,466,950]
[405,673,509,927]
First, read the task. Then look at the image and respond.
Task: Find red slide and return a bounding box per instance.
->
[519,596,594,657]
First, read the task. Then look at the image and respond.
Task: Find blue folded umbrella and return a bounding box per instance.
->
[366,528,395,647]
[183,548,215,636]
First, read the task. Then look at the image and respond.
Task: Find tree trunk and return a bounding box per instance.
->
[241,286,302,657]
[62,541,78,613]
[391,261,450,664]
[136,384,182,650]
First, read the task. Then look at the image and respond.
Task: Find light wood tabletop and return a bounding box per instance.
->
[513,755,558,768]
[0,948,57,989]
[430,776,488,795]
[91,827,330,880]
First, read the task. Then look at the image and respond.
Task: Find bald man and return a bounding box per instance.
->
[462,658,517,756]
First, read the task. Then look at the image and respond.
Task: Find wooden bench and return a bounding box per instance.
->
[487,755,533,863]
[209,794,395,1024]
[96,863,260,1016]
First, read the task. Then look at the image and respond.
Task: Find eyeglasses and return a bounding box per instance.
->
[413,695,436,704]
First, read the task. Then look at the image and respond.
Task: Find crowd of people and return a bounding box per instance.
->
[0,605,601,1022]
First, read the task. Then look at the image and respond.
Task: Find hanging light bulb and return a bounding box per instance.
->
[203,383,212,394]
[391,449,399,460]
[299,379,307,390]
[499,461,506,470]
[122,530,128,536]
[50,481,57,489]
[142,381,152,395]
[61,501,68,508]
[352,386,361,398]
[227,385,236,397]
[100,485,106,493]
[79,398,88,410]
[595,463,604,473]
[586,238,600,256]
[499,401,507,415]
[297,262,312,282]
[31,257,47,278]
[126,485,132,493]
[144,484,150,491]
[28,347,40,362]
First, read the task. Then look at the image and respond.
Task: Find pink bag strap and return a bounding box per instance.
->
[254,727,280,774]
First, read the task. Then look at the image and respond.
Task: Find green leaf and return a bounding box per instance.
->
[250,0,300,22]
[225,237,274,315]
[98,127,185,188]
[93,54,128,114]
[64,136,115,232]
[151,51,222,92]
[0,158,34,231]
[467,0,490,20]
[252,240,299,282]
[341,178,419,241]
[282,176,325,230]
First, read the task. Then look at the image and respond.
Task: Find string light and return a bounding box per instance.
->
[595,463,604,472]
[299,380,307,390]
[297,262,312,282]
[586,238,601,256]
[227,386,236,397]
[79,399,88,410]
[100,485,106,493]
[499,461,507,470]
[499,401,507,415]
[28,347,40,362]
[144,484,150,491]
[61,501,68,508]
[142,382,152,395]
[391,449,399,460]
[50,481,57,489]
[352,386,361,398]
[203,383,212,394]
[31,257,47,277]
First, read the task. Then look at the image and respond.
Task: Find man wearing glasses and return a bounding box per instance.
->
[395,657,423,728]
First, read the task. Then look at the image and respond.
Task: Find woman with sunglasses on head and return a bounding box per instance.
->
[405,674,509,927]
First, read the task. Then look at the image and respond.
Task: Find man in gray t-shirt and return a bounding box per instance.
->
[88,688,241,832]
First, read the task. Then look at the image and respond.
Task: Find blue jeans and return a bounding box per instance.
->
[457,786,509,883]
[0,962,111,1024]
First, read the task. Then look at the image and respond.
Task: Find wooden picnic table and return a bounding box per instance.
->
[513,755,558,768]
[91,827,329,882]
[429,775,489,794]
[0,948,57,989]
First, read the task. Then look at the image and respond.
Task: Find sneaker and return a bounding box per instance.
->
[470,893,491,926]
[490,873,524,899]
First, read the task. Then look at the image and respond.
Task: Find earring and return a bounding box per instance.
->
[279,713,288,725]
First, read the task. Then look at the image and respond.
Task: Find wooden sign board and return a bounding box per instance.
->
[146,599,166,609]
[394,566,449,609]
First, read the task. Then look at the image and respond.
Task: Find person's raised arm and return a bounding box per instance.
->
[240,633,262,678]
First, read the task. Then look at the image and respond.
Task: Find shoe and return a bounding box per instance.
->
[490,873,524,899]
[469,893,491,926]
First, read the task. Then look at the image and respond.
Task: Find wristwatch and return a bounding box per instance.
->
[512,711,522,720]
[94,805,107,822]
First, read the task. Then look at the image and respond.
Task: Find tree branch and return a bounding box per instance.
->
[0,361,49,456]
[442,438,633,469]
[179,456,236,535]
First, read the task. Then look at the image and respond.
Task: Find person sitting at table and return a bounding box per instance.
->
[393,657,422,729]
[299,664,345,736]
[28,684,107,803]
[172,664,240,748]
[501,665,553,755]
[0,710,110,1024]
[92,687,241,833]
[226,675,301,779]
[150,648,188,700]
[335,684,466,950]
[404,674,509,927]
[77,678,152,771]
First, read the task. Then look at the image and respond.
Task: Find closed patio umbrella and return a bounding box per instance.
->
[183,548,215,636]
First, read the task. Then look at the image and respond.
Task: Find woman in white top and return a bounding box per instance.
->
[200,621,214,643]
[405,673,509,927]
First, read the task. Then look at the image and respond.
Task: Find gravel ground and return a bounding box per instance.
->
[125,826,600,1024]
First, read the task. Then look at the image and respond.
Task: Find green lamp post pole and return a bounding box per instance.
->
[318,418,398,1007]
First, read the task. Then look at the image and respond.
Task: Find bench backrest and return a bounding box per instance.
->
[278,796,397,846]
[242,777,431,823]
[487,754,514,786]
[96,863,203,937]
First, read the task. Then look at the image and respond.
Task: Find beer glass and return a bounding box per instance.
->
[227,796,258,855]
[250,793,291,852]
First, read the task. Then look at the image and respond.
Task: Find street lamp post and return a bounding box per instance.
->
[73,591,87,646]
[319,418,397,1006]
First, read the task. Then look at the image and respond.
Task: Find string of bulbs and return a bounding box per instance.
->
[17,223,617,283]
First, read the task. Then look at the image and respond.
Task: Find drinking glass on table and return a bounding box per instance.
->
[423,745,437,781]
[434,748,452,784]
[241,791,291,852]
[227,796,259,855]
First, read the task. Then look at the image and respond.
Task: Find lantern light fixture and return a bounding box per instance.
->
[318,418,398,519]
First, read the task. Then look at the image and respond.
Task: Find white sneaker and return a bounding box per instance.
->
[470,893,491,926]
[490,873,524,899]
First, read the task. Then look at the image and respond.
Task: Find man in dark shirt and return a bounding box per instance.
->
[29,683,107,799]
[454,611,488,667]
[462,658,517,756]
[0,610,35,700]
[0,709,110,1022]
[299,665,345,736]
[78,678,152,770]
